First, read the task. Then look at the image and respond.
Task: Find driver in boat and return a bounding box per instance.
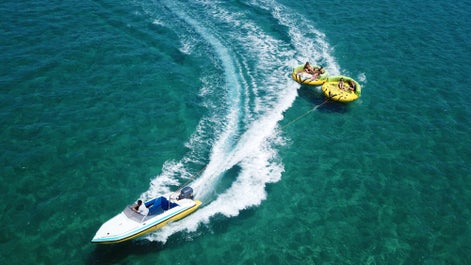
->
[132,200,149,216]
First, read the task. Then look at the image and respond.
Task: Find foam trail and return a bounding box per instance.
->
[160,0,247,199]
[256,0,340,75]
[149,79,298,242]
[136,0,337,243]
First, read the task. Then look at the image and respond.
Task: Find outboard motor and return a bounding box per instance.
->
[178,187,194,200]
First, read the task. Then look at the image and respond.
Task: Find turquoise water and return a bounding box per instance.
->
[1,0,470,264]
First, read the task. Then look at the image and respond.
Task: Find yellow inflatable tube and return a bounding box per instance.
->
[291,64,328,86]
[321,76,361,102]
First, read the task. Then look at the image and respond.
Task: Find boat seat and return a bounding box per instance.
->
[145,197,179,216]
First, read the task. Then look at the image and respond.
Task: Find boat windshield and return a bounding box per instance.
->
[123,206,145,222]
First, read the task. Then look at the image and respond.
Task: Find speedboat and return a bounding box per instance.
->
[91,187,202,244]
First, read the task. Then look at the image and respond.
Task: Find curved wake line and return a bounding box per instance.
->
[135,0,338,243]
[263,0,340,75]
[148,79,298,243]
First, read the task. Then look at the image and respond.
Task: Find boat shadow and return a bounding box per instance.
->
[297,85,349,113]
[87,240,166,264]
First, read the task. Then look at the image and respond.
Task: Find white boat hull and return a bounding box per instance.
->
[91,197,201,244]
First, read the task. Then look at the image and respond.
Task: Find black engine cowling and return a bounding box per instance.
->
[178,187,194,200]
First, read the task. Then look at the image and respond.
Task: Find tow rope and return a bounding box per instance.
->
[281,99,329,129]
[181,99,329,187]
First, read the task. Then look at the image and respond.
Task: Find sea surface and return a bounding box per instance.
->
[1,0,470,264]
